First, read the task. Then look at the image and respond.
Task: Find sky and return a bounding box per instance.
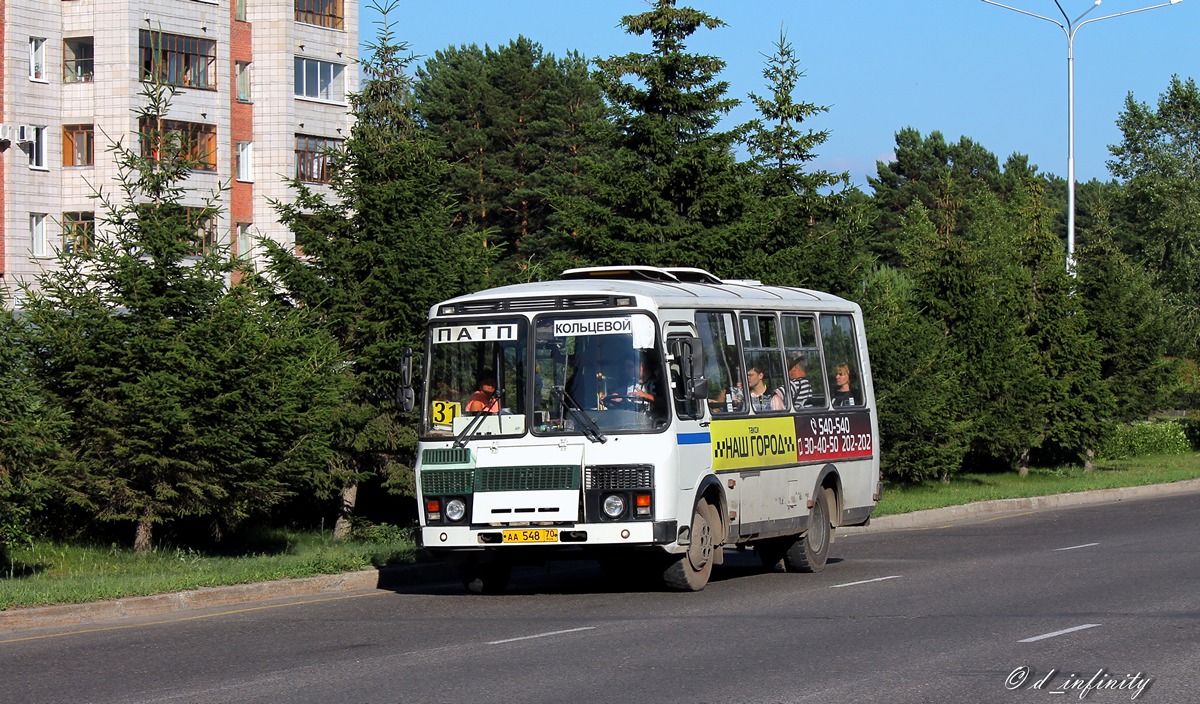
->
[360,1,1198,191]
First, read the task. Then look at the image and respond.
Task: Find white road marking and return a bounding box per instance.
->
[1054,542,1100,551]
[487,627,596,645]
[830,575,901,588]
[1019,623,1101,643]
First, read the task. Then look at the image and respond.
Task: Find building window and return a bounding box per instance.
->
[140,30,217,89]
[293,57,345,102]
[64,125,95,167]
[64,37,95,82]
[295,134,341,184]
[140,118,218,171]
[186,208,219,255]
[62,212,96,254]
[31,214,49,257]
[236,61,252,101]
[236,141,253,181]
[236,0,248,21]
[295,0,344,29]
[30,38,47,81]
[28,127,48,169]
[236,222,253,258]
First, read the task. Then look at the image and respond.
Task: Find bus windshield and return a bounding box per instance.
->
[533,313,668,435]
[422,318,529,438]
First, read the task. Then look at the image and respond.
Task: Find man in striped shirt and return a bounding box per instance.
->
[786,355,813,410]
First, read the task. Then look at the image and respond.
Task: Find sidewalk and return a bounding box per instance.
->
[4,478,1199,633]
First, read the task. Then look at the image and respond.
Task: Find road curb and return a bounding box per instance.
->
[4,479,1200,633]
[0,562,458,634]
[842,477,1200,534]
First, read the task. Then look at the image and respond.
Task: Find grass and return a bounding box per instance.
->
[874,452,1200,516]
[1,527,419,612]
[3,452,1199,611]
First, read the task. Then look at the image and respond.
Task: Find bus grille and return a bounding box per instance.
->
[476,465,580,492]
[585,464,653,490]
[422,447,472,465]
[421,469,474,495]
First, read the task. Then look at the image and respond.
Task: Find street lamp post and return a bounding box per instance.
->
[981,0,1182,276]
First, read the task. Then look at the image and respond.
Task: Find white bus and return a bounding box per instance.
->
[410,266,880,592]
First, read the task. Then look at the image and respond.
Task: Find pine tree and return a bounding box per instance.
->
[869,128,1009,265]
[415,38,609,280]
[1108,75,1200,359]
[264,1,495,537]
[18,79,344,554]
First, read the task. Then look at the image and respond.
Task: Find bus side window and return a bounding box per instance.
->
[819,313,864,407]
[696,311,744,415]
[741,313,788,414]
[781,314,827,410]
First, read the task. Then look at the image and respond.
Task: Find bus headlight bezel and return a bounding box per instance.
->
[602,493,626,519]
[445,497,467,522]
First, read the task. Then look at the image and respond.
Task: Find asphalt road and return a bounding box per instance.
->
[3,492,1198,704]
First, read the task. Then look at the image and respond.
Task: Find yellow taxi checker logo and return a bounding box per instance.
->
[711,417,797,471]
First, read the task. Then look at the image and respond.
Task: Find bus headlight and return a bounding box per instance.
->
[445,498,467,522]
[602,494,626,519]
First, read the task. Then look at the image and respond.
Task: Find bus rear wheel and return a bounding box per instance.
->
[663,500,719,591]
[784,489,832,573]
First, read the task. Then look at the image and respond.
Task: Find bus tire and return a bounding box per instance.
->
[785,489,831,573]
[756,538,788,572]
[663,500,718,591]
[459,556,512,595]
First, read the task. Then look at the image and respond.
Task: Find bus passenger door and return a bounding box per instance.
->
[667,329,713,495]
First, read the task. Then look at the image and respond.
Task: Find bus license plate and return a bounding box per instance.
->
[502,528,559,543]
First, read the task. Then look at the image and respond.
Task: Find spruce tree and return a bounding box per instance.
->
[858,263,968,484]
[899,194,1043,472]
[550,0,747,270]
[732,29,866,293]
[264,2,494,537]
[1076,224,1172,421]
[0,293,65,562]
[18,80,344,554]
[1006,181,1113,467]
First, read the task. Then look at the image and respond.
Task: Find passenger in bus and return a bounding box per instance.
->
[466,371,500,413]
[831,363,857,407]
[786,355,813,410]
[747,362,785,412]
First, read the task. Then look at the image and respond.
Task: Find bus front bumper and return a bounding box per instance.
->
[421,520,678,550]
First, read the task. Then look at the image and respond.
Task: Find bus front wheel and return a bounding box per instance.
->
[785,489,832,573]
[663,500,719,591]
[458,555,512,595]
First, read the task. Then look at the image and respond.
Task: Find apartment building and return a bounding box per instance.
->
[0,0,358,304]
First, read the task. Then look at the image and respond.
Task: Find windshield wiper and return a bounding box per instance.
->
[452,389,500,449]
[551,386,607,444]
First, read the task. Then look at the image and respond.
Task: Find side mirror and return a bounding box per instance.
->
[396,347,415,413]
[669,336,707,408]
